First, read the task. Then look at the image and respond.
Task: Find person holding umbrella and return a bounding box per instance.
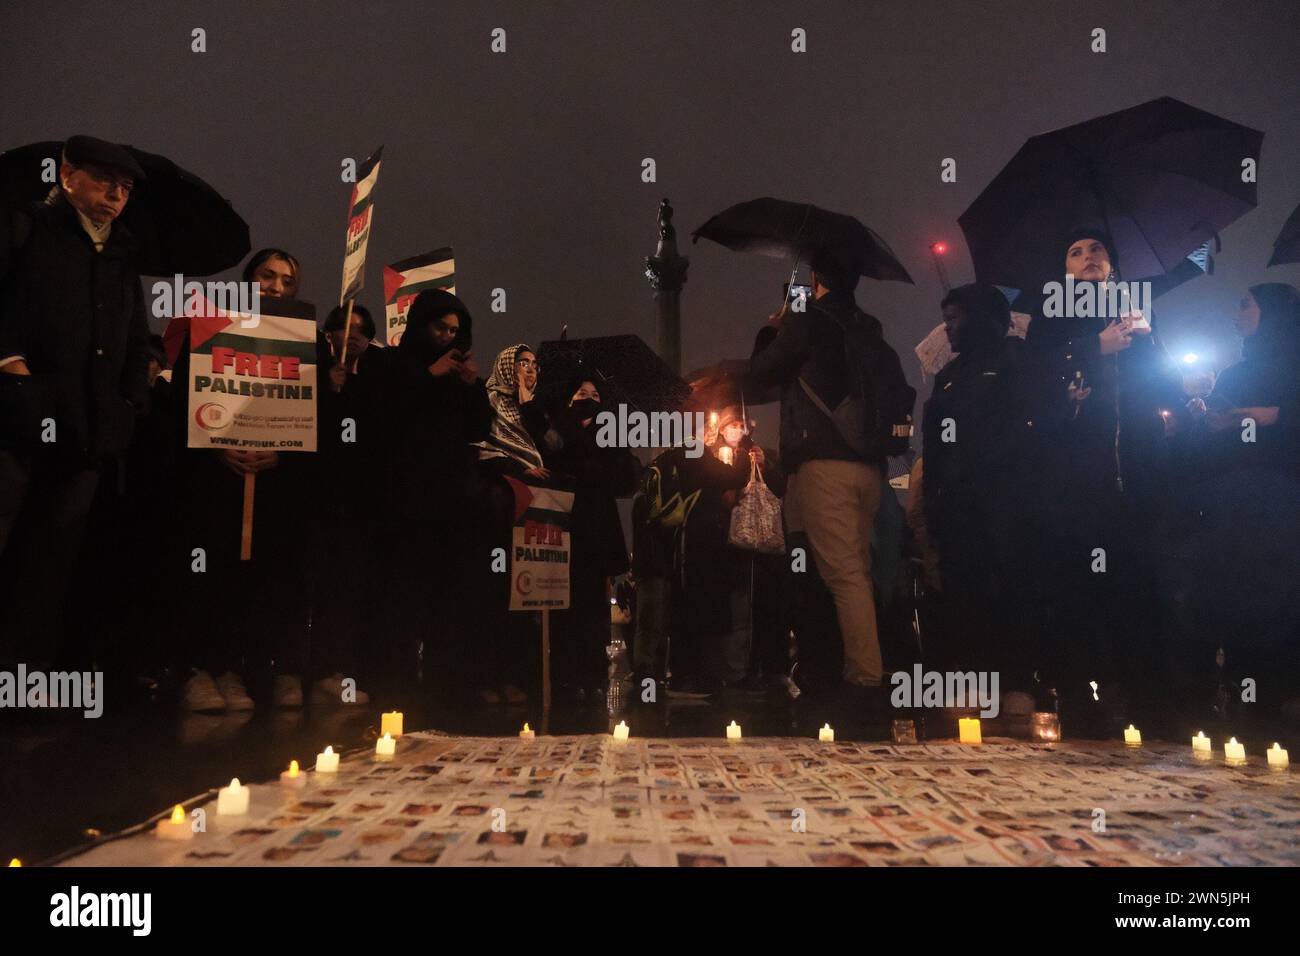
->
[0,135,151,671]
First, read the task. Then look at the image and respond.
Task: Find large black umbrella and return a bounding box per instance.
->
[1268,202,1300,267]
[958,97,1261,291]
[693,197,913,283]
[0,139,250,276]
[537,334,690,414]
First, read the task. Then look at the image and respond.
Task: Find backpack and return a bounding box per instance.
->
[799,303,916,460]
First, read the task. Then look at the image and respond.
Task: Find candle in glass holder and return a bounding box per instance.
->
[612,721,630,743]
[217,778,249,816]
[958,717,982,745]
[1267,743,1289,770]
[155,805,193,841]
[1224,737,1246,765]
[381,711,403,737]
[519,723,535,739]
[280,760,307,788]
[1029,712,1061,742]
[1191,731,1212,760]
[315,745,340,773]
[376,733,396,756]
[1123,725,1142,747]
[891,719,917,745]
[726,721,742,740]
[818,723,834,742]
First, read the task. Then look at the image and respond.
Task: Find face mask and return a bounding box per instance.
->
[571,399,601,421]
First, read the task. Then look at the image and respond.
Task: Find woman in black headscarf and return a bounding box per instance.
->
[380,289,495,697]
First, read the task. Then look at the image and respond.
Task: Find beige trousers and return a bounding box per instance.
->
[784,458,884,686]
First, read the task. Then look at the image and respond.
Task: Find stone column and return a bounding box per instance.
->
[644,198,689,375]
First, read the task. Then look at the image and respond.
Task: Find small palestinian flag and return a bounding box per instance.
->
[383,247,455,346]
[339,146,383,305]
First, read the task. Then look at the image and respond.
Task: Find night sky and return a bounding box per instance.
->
[4,0,1298,411]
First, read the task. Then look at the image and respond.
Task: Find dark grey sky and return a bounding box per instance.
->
[4,0,1298,402]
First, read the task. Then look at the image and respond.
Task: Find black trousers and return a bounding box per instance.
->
[0,448,100,667]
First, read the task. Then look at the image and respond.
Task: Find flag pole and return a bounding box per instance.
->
[240,472,255,561]
[336,298,356,369]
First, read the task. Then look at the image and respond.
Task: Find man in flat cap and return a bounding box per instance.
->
[0,135,151,669]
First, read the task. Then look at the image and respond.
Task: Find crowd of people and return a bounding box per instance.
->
[1,136,1296,730]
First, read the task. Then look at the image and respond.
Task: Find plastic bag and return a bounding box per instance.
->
[728,455,785,553]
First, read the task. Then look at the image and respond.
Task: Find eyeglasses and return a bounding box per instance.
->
[517,359,540,370]
[79,166,135,195]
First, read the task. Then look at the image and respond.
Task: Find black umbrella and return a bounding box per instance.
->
[1268,202,1300,267]
[537,334,690,415]
[0,139,250,276]
[693,197,913,283]
[958,97,1261,291]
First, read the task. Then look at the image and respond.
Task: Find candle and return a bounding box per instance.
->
[1030,712,1061,742]
[726,721,742,740]
[217,778,249,816]
[1224,737,1246,765]
[1191,731,1212,759]
[958,717,982,745]
[380,711,404,737]
[155,805,193,841]
[818,723,834,742]
[1267,743,1289,770]
[717,446,735,466]
[376,733,396,756]
[315,745,340,773]
[612,721,630,742]
[891,719,917,745]
[1123,725,1142,747]
[280,760,307,789]
[519,723,535,739]
[8,859,20,867]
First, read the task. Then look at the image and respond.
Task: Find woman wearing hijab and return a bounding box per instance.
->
[381,289,496,698]
[167,247,320,712]
[546,376,641,703]
[1021,228,1182,725]
[476,344,553,481]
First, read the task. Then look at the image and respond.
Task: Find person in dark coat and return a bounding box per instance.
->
[920,283,1036,688]
[382,289,499,701]
[1021,227,1182,722]
[545,376,641,702]
[0,135,150,670]
[311,303,391,699]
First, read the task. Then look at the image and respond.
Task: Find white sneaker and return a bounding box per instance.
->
[214,672,255,711]
[272,674,304,709]
[314,674,370,705]
[181,671,227,712]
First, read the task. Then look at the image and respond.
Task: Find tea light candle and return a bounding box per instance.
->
[155,805,193,841]
[280,760,307,788]
[1267,743,1289,770]
[1191,731,1212,759]
[726,721,742,740]
[891,719,917,745]
[612,721,630,742]
[8,858,21,867]
[1123,725,1142,747]
[380,711,404,737]
[315,745,340,773]
[519,723,535,739]
[818,723,834,742]
[217,778,249,816]
[1030,712,1061,742]
[376,733,396,756]
[1224,737,1246,765]
[958,717,982,745]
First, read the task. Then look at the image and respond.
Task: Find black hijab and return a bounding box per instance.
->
[398,289,473,365]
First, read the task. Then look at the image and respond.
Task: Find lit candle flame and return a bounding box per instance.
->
[522,723,531,733]
[288,760,299,777]
[170,805,185,824]
[8,858,20,867]
[323,746,334,755]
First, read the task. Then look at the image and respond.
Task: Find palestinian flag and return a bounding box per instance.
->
[339,146,383,305]
[382,247,455,346]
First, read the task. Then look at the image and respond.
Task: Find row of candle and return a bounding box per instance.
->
[156,711,409,838]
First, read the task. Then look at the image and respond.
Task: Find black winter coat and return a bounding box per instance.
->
[0,198,150,464]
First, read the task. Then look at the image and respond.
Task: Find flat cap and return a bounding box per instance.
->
[63,135,146,181]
